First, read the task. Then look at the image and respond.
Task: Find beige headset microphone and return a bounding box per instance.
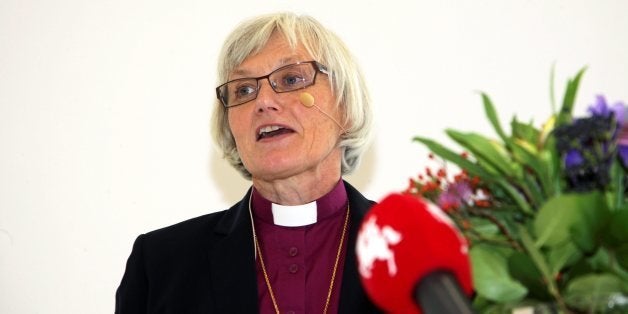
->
[299,92,346,133]
[299,92,315,108]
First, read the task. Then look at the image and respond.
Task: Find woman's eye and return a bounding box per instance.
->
[281,74,305,86]
[234,85,256,98]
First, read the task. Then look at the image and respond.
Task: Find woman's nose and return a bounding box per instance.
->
[254,80,281,112]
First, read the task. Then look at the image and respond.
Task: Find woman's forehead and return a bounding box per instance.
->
[230,40,312,78]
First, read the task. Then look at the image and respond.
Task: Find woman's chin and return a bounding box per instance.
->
[250,165,304,182]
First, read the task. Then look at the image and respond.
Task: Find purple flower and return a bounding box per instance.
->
[437,181,473,211]
[555,95,627,190]
[565,149,585,168]
[618,112,628,168]
[597,95,628,168]
[453,181,473,200]
[619,146,628,168]
[588,94,625,127]
[554,107,615,191]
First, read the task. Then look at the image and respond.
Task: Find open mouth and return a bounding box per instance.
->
[257,125,295,141]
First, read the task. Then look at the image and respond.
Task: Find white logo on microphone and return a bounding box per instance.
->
[356,216,402,278]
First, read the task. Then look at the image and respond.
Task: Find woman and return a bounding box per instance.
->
[116,12,382,313]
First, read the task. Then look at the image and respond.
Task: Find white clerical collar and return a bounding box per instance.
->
[271,201,317,227]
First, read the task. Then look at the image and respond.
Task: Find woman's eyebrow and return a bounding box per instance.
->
[276,56,299,66]
[231,56,302,78]
[230,68,252,78]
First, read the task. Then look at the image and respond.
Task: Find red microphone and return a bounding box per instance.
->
[356,193,474,314]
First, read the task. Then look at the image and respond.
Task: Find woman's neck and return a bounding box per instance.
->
[252,171,341,205]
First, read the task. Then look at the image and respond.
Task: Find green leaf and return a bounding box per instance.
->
[539,149,559,197]
[538,115,556,149]
[570,226,596,254]
[468,217,500,237]
[522,173,544,208]
[412,136,493,179]
[470,295,494,313]
[470,244,528,303]
[616,244,628,271]
[587,248,614,272]
[610,210,628,243]
[493,180,534,215]
[533,192,610,251]
[610,159,625,211]
[511,118,540,144]
[446,130,519,179]
[556,67,586,126]
[518,226,556,288]
[543,136,564,193]
[413,134,535,215]
[511,137,539,156]
[546,242,582,276]
[510,139,552,199]
[564,273,626,312]
[471,297,511,314]
[481,92,510,145]
[507,252,551,300]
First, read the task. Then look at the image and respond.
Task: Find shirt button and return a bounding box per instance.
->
[289,264,299,274]
[288,247,298,257]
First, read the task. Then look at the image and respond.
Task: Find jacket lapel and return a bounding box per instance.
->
[208,189,259,313]
[339,181,381,313]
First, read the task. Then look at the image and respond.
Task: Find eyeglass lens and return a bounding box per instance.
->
[218,62,318,108]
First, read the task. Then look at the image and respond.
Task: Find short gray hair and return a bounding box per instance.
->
[211,12,372,180]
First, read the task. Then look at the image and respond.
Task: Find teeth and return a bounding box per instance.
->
[259,125,282,134]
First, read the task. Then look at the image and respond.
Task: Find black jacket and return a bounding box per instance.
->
[115,181,383,313]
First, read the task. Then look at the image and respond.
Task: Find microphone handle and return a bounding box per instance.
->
[414,270,476,314]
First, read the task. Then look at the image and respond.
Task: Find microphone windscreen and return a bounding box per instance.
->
[356,193,473,313]
[299,92,315,107]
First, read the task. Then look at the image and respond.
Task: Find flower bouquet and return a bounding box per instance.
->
[405,68,628,313]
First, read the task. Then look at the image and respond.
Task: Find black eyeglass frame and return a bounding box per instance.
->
[215,61,329,108]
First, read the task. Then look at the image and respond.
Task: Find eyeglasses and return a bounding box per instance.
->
[216,61,329,108]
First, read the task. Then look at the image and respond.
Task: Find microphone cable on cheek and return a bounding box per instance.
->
[299,92,347,134]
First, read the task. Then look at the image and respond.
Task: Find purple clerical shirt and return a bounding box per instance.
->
[251,180,349,314]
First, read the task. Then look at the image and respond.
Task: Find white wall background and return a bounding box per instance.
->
[1,0,627,312]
